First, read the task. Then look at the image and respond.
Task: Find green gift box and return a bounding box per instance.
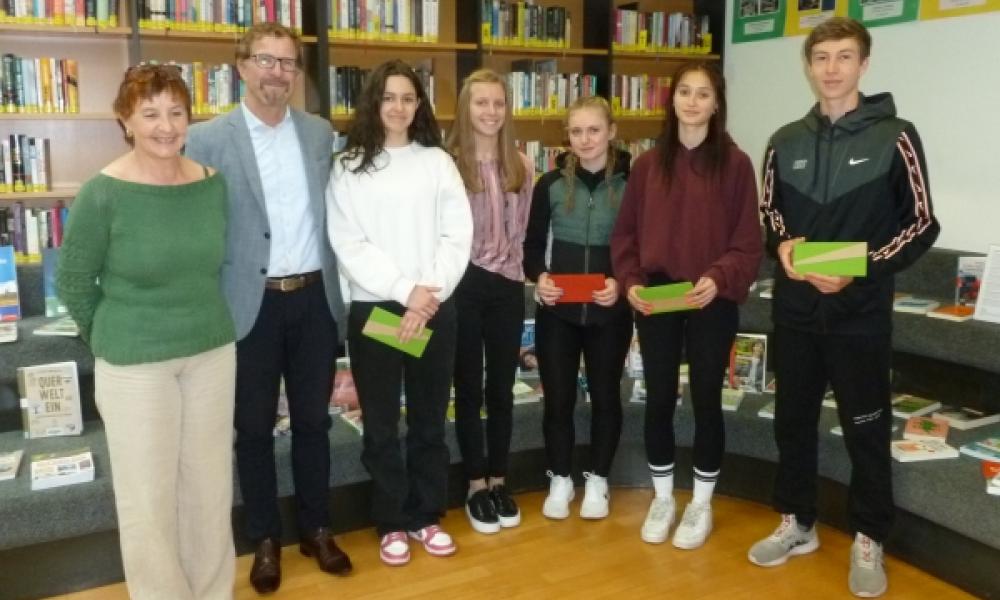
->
[361,306,433,358]
[637,282,697,314]
[793,242,868,277]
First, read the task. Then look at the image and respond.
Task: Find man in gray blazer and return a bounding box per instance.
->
[186,22,350,595]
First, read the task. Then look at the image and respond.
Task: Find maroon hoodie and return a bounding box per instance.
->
[611,135,763,303]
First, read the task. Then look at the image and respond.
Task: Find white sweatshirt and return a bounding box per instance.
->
[327,142,473,305]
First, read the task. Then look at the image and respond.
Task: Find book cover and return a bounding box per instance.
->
[956,255,985,307]
[959,438,1000,462]
[933,406,1000,430]
[727,333,766,392]
[892,296,940,314]
[721,388,744,412]
[549,273,604,303]
[30,447,94,490]
[903,416,949,442]
[890,439,959,462]
[517,318,537,379]
[32,315,79,337]
[891,394,941,418]
[0,449,24,482]
[41,247,68,317]
[0,245,21,323]
[361,306,432,358]
[637,282,695,313]
[926,304,974,322]
[758,278,774,299]
[329,357,358,415]
[982,460,1000,479]
[626,325,642,378]
[17,361,83,439]
[512,378,543,404]
[973,244,1000,324]
[792,241,868,277]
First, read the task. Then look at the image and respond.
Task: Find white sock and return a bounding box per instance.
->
[649,463,674,499]
[692,467,720,505]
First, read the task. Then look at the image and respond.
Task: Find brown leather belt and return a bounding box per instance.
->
[264,271,322,292]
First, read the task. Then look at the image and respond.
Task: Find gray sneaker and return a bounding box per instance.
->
[748,514,820,567]
[849,532,887,597]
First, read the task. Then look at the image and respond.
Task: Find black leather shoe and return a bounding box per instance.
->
[300,527,353,575]
[250,538,281,594]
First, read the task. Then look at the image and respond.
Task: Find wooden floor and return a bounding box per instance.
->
[53,489,974,600]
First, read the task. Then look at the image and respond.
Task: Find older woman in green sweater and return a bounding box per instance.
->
[57,64,237,600]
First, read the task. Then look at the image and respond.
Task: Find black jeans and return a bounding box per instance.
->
[347,300,456,536]
[235,280,337,542]
[536,307,632,477]
[772,324,894,542]
[452,264,524,481]
[637,298,738,473]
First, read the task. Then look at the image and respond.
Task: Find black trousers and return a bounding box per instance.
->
[637,298,738,473]
[536,307,632,477]
[452,264,524,481]
[772,324,894,542]
[235,280,337,542]
[348,300,456,536]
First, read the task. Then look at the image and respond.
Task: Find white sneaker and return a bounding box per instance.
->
[579,472,609,519]
[849,533,887,598]
[748,514,820,567]
[640,496,675,544]
[672,501,713,549]
[542,471,575,520]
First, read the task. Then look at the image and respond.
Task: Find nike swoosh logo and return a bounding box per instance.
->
[849,158,869,166]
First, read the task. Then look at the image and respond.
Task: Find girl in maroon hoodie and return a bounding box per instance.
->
[611,62,762,550]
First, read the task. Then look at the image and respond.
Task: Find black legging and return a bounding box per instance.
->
[637,298,738,473]
[535,307,632,477]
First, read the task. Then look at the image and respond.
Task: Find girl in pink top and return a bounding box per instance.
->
[446,69,534,535]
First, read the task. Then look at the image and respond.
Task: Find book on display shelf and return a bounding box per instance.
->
[902,416,949,443]
[33,316,79,337]
[982,461,1000,496]
[758,400,775,419]
[933,406,1000,430]
[890,439,959,462]
[30,447,94,491]
[0,449,24,482]
[517,318,537,380]
[726,333,766,393]
[926,305,974,322]
[1,245,21,344]
[721,388,743,412]
[893,296,940,315]
[891,394,941,419]
[959,438,1000,462]
[18,361,83,439]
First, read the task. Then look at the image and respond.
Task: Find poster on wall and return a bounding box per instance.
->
[732,0,787,43]
[785,0,849,35]
[847,0,920,26]
[919,0,1000,20]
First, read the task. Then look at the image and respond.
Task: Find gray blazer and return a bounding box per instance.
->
[186,107,346,341]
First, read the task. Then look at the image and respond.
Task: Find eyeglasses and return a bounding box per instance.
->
[249,53,299,72]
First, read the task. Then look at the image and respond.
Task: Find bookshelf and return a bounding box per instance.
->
[0,0,724,207]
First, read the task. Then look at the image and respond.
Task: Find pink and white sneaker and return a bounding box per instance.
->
[379,531,410,566]
[407,525,457,557]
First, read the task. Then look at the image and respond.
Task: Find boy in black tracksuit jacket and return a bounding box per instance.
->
[750,17,940,599]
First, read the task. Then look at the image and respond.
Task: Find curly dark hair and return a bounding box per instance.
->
[338,59,442,174]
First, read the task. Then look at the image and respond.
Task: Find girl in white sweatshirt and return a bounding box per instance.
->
[326,59,473,567]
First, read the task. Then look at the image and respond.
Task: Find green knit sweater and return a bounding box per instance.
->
[57,173,235,365]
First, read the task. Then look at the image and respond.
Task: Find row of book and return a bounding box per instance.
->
[2,55,81,115]
[506,70,597,116]
[481,0,570,48]
[613,6,712,54]
[610,73,672,117]
[138,0,301,31]
[516,138,655,176]
[329,0,440,42]
[1,136,51,194]
[0,0,118,26]
[328,59,433,116]
[1,205,67,261]
[168,61,244,115]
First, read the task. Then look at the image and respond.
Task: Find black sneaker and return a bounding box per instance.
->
[489,485,521,528]
[466,489,500,534]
